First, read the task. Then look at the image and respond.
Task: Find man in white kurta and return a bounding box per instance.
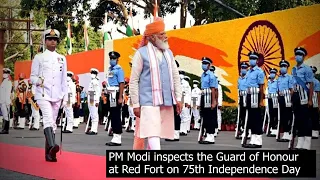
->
[0,68,13,134]
[129,17,182,150]
[30,29,68,162]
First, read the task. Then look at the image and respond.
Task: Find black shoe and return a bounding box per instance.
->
[277,139,290,142]
[0,120,9,134]
[242,144,262,148]
[44,127,59,162]
[86,131,98,135]
[126,129,134,133]
[30,127,39,131]
[267,133,276,137]
[199,140,215,144]
[62,130,73,133]
[180,132,187,136]
[73,126,79,129]
[165,139,179,142]
[106,142,121,146]
[312,137,318,139]
[108,132,113,136]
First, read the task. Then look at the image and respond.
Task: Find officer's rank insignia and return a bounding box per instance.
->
[50,29,56,36]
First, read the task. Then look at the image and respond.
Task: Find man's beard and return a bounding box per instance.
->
[155,38,169,50]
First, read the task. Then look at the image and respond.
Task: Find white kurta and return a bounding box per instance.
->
[130,45,182,139]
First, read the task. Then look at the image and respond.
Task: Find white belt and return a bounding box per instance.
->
[107,86,119,93]
[247,87,259,94]
[239,90,247,96]
[267,93,278,99]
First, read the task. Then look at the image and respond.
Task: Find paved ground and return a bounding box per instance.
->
[0,123,319,179]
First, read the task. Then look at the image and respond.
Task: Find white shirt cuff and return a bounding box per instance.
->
[133,103,140,108]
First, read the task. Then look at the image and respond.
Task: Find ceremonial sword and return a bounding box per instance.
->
[57,96,65,155]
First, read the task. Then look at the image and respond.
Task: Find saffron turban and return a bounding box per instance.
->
[139,17,165,48]
[144,17,165,36]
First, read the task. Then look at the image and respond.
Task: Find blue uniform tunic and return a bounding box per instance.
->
[108,64,124,86]
[201,71,217,89]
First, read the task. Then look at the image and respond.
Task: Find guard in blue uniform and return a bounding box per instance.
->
[236,62,249,139]
[243,51,265,148]
[199,57,217,144]
[266,68,279,137]
[310,66,320,139]
[277,60,294,142]
[291,47,314,150]
[166,60,182,141]
[106,51,125,146]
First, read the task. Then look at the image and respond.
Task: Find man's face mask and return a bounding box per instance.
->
[193,84,198,88]
[202,64,209,71]
[280,67,287,74]
[249,59,257,67]
[240,69,247,75]
[179,74,184,80]
[3,73,8,79]
[269,73,276,79]
[110,59,117,66]
[91,73,96,79]
[67,76,72,81]
[295,55,304,63]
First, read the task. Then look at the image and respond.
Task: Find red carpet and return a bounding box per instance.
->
[0,143,271,180]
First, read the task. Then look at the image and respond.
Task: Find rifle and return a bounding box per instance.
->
[288,114,296,150]
[198,117,205,143]
[276,103,281,141]
[235,104,241,139]
[241,109,249,147]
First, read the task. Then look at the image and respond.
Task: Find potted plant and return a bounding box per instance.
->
[229,106,238,131]
[221,122,226,131]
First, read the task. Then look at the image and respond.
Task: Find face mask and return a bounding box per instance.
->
[179,74,184,80]
[249,59,257,67]
[295,55,303,63]
[240,69,247,75]
[193,84,198,88]
[202,64,208,71]
[67,76,72,81]
[91,74,96,79]
[269,73,276,79]
[280,67,287,74]
[110,59,117,66]
[3,74,8,79]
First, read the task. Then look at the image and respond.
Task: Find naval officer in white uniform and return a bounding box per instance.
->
[0,68,13,134]
[30,29,68,162]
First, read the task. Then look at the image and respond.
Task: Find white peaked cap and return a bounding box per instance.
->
[90,68,99,73]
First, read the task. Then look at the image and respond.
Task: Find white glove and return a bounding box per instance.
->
[61,101,67,108]
[36,77,44,86]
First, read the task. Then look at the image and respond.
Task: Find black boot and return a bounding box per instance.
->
[44,127,59,162]
[0,120,9,134]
